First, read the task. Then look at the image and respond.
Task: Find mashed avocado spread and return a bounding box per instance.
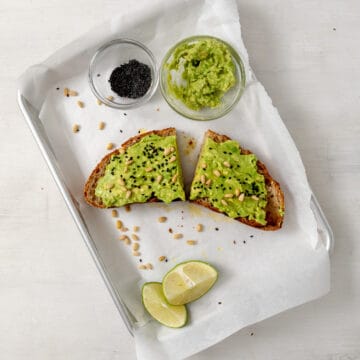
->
[95,135,185,207]
[167,38,236,110]
[190,138,268,225]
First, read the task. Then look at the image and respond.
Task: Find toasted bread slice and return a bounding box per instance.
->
[84,128,185,208]
[189,130,284,230]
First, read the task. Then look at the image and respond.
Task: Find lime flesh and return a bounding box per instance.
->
[162,261,218,305]
[142,282,187,328]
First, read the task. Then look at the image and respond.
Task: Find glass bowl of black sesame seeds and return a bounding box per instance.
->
[88,39,158,109]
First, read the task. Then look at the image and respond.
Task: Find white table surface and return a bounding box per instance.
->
[1,0,360,359]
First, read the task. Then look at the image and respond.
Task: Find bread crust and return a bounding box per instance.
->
[190,130,285,231]
[83,128,176,208]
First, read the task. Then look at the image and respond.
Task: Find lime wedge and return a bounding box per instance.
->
[142,282,187,328]
[162,261,218,305]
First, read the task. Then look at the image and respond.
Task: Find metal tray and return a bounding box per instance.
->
[18,91,334,336]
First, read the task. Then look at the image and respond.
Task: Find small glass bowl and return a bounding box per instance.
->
[160,35,246,121]
[88,39,158,109]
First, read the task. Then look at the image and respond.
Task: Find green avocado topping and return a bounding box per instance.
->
[95,134,185,207]
[189,137,268,225]
[167,38,236,110]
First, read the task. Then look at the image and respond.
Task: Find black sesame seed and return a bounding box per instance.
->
[215,227,219,231]
[109,59,151,99]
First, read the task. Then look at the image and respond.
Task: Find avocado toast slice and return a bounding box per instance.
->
[84,128,185,208]
[189,130,284,230]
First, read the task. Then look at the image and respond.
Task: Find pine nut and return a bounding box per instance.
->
[145,263,153,270]
[213,170,221,177]
[64,88,69,97]
[145,167,153,172]
[238,193,245,202]
[163,147,171,156]
[221,199,228,206]
[200,174,206,184]
[126,159,133,165]
[173,233,183,239]
[106,95,114,101]
[224,193,234,198]
[96,99,102,105]
[77,101,84,108]
[116,220,123,229]
[98,121,105,130]
[235,189,240,197]
[124,237,131,245]
[172,174,178,183]
[206,179,212,186]
[138,264,146,270]
[252,195,259,201]
[158,256,166,262]
[118,178,125,186]
[223,161,231,168]
[126,190,132,199]
[68,90,78,96]
[133,251,140,256]
[111,209,118,217]
[72,124,80,133]
[119,148,125,154]
[158,216,167,223]
[131,233,139,241]
[133,226,139,232]
[186,240,197,245]
[196,224,203,232]
[169,156,176,163]
[107,143,114,150]
[156,175,163,183]
[132,242,139,251]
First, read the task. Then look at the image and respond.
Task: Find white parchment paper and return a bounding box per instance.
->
[18,0,330,359]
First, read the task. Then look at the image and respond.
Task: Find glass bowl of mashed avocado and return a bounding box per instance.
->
[160,35,246,120]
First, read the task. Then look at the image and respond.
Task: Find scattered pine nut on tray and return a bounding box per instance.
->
[107,142,114,150]
[77,100,84,108]
[158,216,167,223]
[72,124,80,133]
[98,121,105,130]
[196,224,203,232]
[111,209,118,217]
[187,240,197,245]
